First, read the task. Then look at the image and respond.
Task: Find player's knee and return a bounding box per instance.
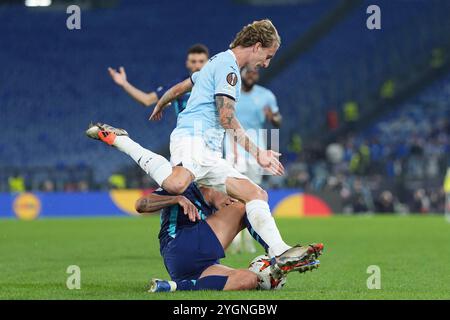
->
[254,187,268,202]
[240,184,268,203]
[163,179,189,195]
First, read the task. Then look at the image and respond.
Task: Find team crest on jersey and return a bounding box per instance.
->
[226,72,238,86]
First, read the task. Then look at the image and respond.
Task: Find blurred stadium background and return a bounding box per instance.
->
[0,0,449,218]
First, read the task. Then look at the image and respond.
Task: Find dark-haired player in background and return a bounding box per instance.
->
[108,44,209,115]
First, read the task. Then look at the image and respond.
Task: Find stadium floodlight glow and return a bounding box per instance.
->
[25,0,52,7]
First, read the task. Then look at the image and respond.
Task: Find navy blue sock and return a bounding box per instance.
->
[176,275,228,291]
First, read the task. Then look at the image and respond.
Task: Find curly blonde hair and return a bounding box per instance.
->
[230,19,281,49]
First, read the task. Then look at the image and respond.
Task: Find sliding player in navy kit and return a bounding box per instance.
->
[133,180,321,292]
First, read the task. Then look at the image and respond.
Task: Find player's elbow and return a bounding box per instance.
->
[135,197,148,214]
[142,100,152,107]
[142,99,153,107]
[143,93,157,107]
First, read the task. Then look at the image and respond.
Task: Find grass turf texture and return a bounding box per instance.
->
[1,215,449,300]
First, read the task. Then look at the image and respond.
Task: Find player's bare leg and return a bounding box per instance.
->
[161,166,194,194]
[201,202,258,290]
[150,264,258,292]
[225,177,324,277]
[202,199,317,290]
[205,201,247,250]
[199,264,258,291]
[85,122,193,194]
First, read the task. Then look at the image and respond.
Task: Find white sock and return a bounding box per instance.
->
[245,199,291,258]
[114,136,172,186]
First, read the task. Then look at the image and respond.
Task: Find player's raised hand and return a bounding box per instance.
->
[108,66,127,87]
[177,195,200,222]
[257,149,285,176]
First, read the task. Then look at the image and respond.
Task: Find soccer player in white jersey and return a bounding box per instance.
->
[225,66,282,254]
[87,20,323,278]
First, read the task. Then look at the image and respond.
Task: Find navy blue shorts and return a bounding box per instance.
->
[161,220,225,282]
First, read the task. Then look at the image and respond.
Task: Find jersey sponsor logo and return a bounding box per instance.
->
[226,72,238,86]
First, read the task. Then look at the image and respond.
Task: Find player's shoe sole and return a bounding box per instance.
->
[297,259,320,274]
[85,122,128,144]
[272,243,324,278]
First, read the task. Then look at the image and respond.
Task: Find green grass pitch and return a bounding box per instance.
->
[1,215,449,299]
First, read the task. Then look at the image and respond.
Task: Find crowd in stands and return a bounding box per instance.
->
[278,74,450,214]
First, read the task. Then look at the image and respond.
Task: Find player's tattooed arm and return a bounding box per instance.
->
[135,194,200,221]
[216,95,285,176]
[215,95,260,159]
[149,78,193,121]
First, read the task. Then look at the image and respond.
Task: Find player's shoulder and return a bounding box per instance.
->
[209,50,238,70]
[209,50,230,62]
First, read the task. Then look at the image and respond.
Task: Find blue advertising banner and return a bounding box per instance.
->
[0,189,332,220]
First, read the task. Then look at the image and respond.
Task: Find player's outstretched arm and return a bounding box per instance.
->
[108,66,158,107]
[215,95,284,176]
[149,78,193,121]
[135,193,199,221]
